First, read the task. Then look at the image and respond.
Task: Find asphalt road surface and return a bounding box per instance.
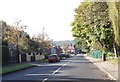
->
[2,54,116,82]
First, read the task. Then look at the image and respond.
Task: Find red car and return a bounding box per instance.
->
[48,54,60,63]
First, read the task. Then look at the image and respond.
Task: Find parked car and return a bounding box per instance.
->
[48,54,60,63]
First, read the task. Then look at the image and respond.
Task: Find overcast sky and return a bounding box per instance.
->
[0,0,83,41]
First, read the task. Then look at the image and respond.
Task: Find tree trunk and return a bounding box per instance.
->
[116,45,120,57]
[113,43,117,58]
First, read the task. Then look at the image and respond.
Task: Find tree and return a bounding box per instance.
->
[1,20,30,53]
[71,2,115,55]
[74,37,88,52]
[32,32,52,54]
[1,20,53,55]
[18,31,30,52]
[107,1,120,56]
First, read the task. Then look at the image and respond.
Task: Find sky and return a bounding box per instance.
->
[0,0,83,41]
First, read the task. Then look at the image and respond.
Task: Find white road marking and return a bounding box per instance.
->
[42,78,48,82]
[67,62,70,64]
[52,59,72,75]
[52,67,61,75]
[63,64,67,67]
[33,64,64,66]
[85,56,116,80]
[25,74,52,76]
[94,63,117,80]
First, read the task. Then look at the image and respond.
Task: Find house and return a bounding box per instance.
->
[68,45,75,54]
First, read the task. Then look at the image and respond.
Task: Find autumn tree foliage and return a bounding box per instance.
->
[1,20,52,54]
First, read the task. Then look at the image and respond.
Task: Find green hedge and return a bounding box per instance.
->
[44,53,49,59]
[2,45,9,66]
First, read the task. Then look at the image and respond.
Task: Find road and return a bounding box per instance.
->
[2,54,116,82]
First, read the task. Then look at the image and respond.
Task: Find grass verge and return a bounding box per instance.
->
[43,59,48,63]
[36,59,48,63]
[107,57,118,64]
[1,63,35,75]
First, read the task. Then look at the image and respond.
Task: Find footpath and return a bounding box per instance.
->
[85,56,118,80]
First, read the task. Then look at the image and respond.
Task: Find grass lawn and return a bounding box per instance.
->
[1,63,35,74]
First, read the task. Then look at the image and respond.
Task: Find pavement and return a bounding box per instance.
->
[85,56,118,80]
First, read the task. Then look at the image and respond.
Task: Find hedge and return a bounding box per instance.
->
[1,45,9,66]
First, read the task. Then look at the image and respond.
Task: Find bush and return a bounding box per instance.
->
[107,52,115,57]
[44,53,49,59]
[87,51,92,57]
[2,40,8,46]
